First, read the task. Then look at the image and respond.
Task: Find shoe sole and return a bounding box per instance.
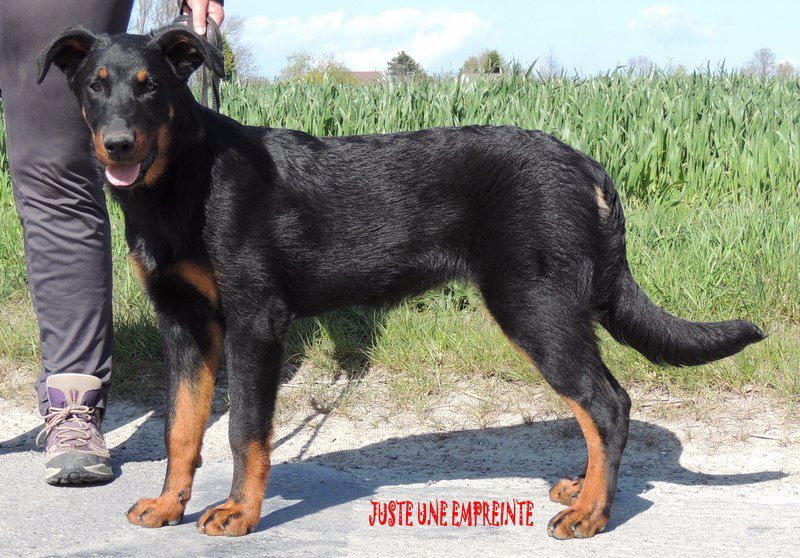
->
[45,463,113,485]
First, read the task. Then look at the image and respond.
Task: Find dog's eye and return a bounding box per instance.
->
[144,81,158,93]
[88,82,102,92]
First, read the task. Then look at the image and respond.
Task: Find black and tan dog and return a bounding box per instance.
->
[38,25,764,538]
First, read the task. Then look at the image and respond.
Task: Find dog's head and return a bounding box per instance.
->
[37,25,223,189]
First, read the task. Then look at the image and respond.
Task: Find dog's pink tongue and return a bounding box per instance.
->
[105,163,141,187]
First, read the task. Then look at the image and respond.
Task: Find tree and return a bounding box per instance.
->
[668,63,688,77]
[148,0,179,30]
[278,52,356,84]
[129,0,169,33]
[131,0,255,79]
[219,15,256,80]
[744,48,776,77]
[221,35,236,81]
[279,52,313,81]
[776,61,795,77]
[461,54,481,74]
[461,50,506,74]
[484,50,503,73]
[537,47,561,79]
[134,0,154,34]
[386,51,427,82]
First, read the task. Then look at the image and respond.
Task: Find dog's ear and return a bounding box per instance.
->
[37,27,98,84]
[150,25,224,82]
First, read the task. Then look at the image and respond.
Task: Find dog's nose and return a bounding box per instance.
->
[103,132,135,157]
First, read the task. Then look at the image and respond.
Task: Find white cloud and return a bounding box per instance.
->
[628,5,717,43]
[243,9,489,75]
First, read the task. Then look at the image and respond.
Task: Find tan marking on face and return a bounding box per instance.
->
[127,128,152,162]
[95,125,155,180]
[168,103,175,121]
[81,107,89,126]
[172,261,218,305]
[98,67,108,79]
[137,69,148,82]
[142,122,172,186]
[595,185,611,221]
[92,130,113,166]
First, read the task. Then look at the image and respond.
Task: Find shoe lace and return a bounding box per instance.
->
[35,405,96,448]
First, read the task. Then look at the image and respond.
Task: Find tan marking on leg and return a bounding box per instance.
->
[128,253,149,286]
[137,69,148,82]
[549,476,584,505]
[504,337,542,374]
[548,398,609,539]
[127,323,221,528]
[172,261,219,305]
[595,185,611,221]
[506,338,594,510]
[198,436,272,536]
[143,122,172,186]
[241,438,272,508]
[509,340,532,363]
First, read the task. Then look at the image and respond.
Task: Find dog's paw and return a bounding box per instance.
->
[197,499,258,536]
[126,496,185,528]
[549,477,584,506]
[547,505,608,539]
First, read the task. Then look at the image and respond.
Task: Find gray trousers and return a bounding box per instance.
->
[0,1,133,415]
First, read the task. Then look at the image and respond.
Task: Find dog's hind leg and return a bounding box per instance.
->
[197,300,290,536]
[486,286,631,539]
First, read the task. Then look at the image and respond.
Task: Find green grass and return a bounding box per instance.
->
[0,70,798,402]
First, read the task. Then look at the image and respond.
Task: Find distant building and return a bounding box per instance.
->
[349,71,386,85]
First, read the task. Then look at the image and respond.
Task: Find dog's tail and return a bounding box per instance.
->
[593,173,765,367]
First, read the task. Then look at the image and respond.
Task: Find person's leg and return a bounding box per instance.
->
[0,0,133,416]
[0,0,133,483]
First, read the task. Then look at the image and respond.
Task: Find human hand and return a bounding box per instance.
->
[182,0,225,36]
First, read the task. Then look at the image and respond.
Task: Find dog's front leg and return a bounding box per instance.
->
[126,275,222,529]
[198,302,288,536]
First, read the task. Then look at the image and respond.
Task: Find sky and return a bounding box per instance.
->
[228,1,800,78]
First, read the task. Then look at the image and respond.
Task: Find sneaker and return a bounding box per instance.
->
[35,373,113,485]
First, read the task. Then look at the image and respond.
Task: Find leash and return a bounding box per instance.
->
[174,0,225,112]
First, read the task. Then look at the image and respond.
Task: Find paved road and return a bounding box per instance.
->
[0,395,798,557]
[0,444,796,557]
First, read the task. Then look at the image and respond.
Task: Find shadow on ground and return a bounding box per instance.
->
[260,420,786,534]
[0,304,383,450]
[0,399,787,535]
[0,303,787,535]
